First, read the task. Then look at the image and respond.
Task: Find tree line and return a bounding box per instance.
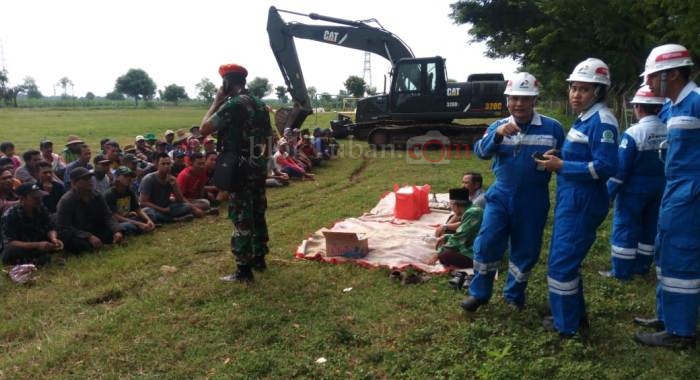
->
[450,0,699,104]
[0,66,376,110]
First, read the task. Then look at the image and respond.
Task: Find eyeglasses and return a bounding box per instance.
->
[0,175,13,180]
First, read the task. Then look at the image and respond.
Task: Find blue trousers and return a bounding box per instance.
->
[469,186,549,306]
[547,185,609,334]
[609,192,660,279]
[654,180,700,337]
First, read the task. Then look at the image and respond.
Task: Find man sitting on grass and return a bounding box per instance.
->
[176,152,218,215]
[63,144,92,187]
[434,188,483,269]
[0,168,19,214]
[14,149,42,183]
[56,167,124,253]
[1,183,64,266]
[139,153,203,223]
[105,166,156,234]
[274,140,314,180]
[91,154,113,195]
[37,161,65,215]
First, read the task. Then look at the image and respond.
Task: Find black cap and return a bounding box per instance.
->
[93,154,111,165]
[69,167,93,182]
[122,153,137,162]
[449,188,470,204]
[114,166,134,177]
[174,150,186,158]
[16,183,49,197]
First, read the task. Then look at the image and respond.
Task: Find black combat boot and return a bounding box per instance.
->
[219,265,254,283]
[252,256,267,272]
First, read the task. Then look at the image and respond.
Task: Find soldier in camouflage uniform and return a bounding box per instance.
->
[200,63,273,282]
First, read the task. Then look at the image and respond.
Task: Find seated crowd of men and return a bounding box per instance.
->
[0,124,335,267]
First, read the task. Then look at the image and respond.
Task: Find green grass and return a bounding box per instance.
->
[0,108,698,379]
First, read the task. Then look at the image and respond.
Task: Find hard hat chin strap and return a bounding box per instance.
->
[659,72,668,98]
[582,85,604,111]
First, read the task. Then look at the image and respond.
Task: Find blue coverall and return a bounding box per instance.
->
[655,82,700,337]
[547,102,619,334]
[469,113,565,306]
[607,115,667,279]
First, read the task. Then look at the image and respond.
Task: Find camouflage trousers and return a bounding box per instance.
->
[228,186,269,266]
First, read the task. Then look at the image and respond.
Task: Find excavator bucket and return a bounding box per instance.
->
[273,105,312,135]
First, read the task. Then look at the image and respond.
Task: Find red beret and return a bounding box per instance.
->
[219,64,248,78]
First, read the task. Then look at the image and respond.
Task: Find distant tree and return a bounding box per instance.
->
[195,77,217,102]
[307,86,317,101]
[275,85,289,103]
[115,68,157,105]
[0,71,22,107]
[57,77,73,96]
[319,92,332,103]
[449,0,700,101]
[85,92,95,100]
[248,77,273,98]
[344,76,366,97]
[106,91,125,100]
[22,77,43,98]
[161,84,188,104]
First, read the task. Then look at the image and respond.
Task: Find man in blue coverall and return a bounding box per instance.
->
[536,58,619,337]
[602,85,666,280]
[634,44,699,349]
[460,72,565,312]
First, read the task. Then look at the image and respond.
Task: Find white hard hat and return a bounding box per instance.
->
[567,58,611,86]
[504,72,539,96]
[630,85,665,105]
[640,44,694,77]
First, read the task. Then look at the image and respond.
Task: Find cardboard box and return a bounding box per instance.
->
[322,230,369,258]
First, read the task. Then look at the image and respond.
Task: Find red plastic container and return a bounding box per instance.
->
[393,184,430,220]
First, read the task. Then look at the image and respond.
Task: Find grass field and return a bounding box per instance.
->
[0,108,698,378]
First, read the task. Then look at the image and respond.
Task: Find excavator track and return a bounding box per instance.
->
[351,121,488,149]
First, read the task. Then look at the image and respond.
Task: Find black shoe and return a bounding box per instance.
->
[634,331,696,349]
[542,315,587,339]
[460,295,488,312]
[598,270,630,281]
[598,270,614,278]
[633,317,665,332]
[219,265,254,283]
[505,300,524,312]
[448,272,467,289]
[251,256,267,272]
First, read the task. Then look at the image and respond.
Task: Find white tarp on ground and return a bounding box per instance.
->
[295,192,454,273]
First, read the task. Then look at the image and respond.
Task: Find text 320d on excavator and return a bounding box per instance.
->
[267,6,507,147]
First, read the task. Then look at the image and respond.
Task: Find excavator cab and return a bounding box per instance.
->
[390,57,447,116]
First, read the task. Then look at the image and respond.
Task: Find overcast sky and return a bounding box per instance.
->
[0,0,518,99]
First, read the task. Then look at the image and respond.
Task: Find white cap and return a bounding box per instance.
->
[630,85,665,105]
[640,44,694,77]
[164,130,175,136]
[135,135,145,142]
[504,72,539,96]
[567,58,611,86]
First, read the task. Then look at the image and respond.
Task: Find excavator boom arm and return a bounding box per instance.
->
[267,6,414,132]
